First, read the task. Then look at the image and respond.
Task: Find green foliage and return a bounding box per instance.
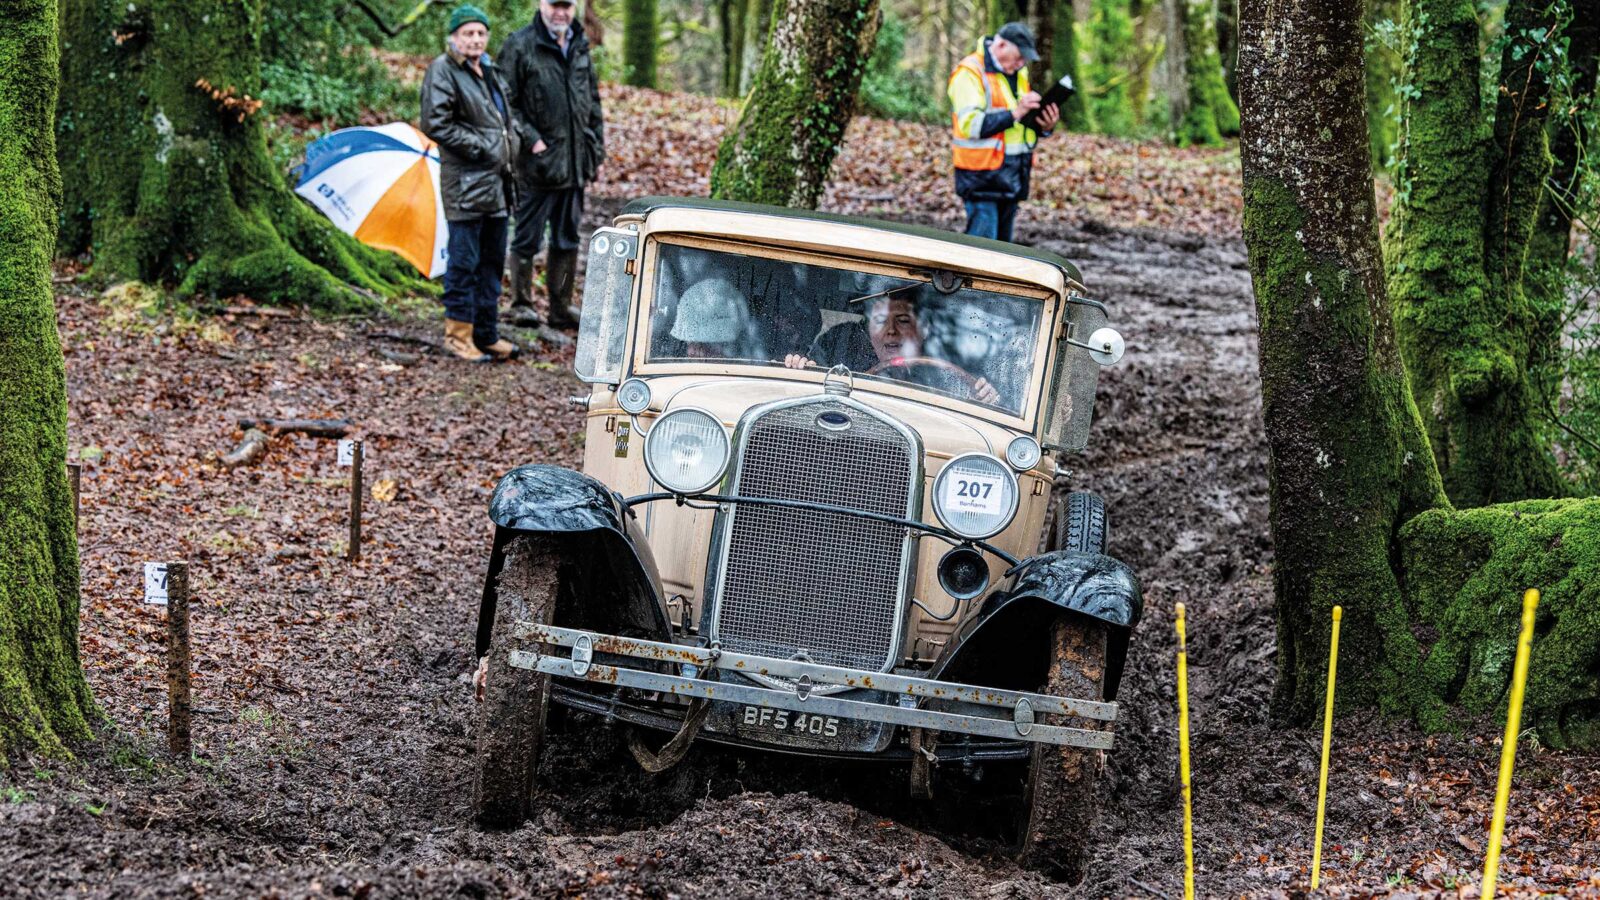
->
[1173,0,1238,147]
[859,11,941,123]
[260,0,402,122]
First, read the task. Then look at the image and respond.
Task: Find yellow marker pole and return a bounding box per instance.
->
[1310,605,1342,890]
[1175,603,1195,900]
[1482,588,1540,898]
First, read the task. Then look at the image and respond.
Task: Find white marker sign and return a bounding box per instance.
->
[143,562,169,606]
[337,439,356,467]
[939,471,1007,517]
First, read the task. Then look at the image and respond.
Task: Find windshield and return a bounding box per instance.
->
[644,243,1045,415]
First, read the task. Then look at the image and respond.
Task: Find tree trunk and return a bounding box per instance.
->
[709,0,883,207]
[1127,0,1153,128]
[55,0,420,309]
[624,0,659,87]
[1214,0,1236,100]
[1386,0,1566,506]
[1053,0,1093,130]
[742,0,776,93]
[721,0,750,96]
[1087,0,1135,136]
[1173,0,1237,146]
[1238,0,1448,721]
[1,0,97,763]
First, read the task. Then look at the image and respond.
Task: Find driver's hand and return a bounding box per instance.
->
[974,377,1000,405]
[784,353,815,369]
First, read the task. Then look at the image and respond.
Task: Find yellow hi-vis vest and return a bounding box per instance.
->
[948,42,1036,171]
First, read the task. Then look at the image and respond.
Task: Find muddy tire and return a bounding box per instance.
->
[473,534,559,828]
[1017,616,1108,882]
[1052,492,1108,555]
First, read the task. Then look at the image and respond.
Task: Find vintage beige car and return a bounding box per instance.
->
[472,197,1139,880]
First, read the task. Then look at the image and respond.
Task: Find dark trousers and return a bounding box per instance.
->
[443,215,508,347]
[963,199,1020,243]
[510,186,584,258]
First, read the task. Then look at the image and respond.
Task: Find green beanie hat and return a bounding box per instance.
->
[448,3,490,33]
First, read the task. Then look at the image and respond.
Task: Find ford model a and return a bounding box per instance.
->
[472,197,1139,880]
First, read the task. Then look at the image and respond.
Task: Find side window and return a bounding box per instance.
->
[574,227,638,384]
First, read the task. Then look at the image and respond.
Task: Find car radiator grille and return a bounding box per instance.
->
[712,399,916,672]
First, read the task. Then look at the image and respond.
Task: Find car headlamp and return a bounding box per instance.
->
[643,408,730,495]
[932,452,1019,540]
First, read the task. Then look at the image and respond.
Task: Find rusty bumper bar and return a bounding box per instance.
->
[508,623,1117,750]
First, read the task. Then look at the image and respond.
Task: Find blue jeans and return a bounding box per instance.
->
[963,200,1020,243]
[444,215,508,348]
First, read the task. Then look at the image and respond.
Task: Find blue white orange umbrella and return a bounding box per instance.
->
[294,122,448,278]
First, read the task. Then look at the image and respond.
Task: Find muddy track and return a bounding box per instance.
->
[4,209,1594,899]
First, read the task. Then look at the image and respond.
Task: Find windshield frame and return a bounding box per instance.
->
[626,233,1062,431]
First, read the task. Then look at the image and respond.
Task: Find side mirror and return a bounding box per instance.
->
[1086,327,1125,366]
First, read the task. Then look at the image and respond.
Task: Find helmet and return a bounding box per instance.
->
[670,278,747,344]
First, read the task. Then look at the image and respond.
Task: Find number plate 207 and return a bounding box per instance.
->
[741,705,839,737]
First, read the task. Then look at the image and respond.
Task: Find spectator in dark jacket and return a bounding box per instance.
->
[420,4,520,361]
[499,0,605,328]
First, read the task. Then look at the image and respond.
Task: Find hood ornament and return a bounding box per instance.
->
[822,364,854,397]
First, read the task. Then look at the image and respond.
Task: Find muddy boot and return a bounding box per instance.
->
[545,248,580,329]
[444,319,492,363]
[477,335,522,361]
[504,255,543,328]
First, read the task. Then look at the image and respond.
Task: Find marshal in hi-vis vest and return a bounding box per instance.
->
[947,40,1037,173]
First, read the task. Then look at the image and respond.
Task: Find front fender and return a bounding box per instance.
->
[476,465,670,658]
[931,551,1142,700]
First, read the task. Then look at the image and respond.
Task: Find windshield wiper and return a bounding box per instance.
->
[845,282,920,307]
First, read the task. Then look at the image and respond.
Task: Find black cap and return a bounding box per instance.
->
[996,22,1039,62]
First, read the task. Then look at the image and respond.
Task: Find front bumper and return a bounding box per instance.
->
[509,623,1117,751]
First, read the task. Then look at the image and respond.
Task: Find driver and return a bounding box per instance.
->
[784,294,1000,405]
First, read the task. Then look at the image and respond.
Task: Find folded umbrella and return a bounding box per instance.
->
[294,122,447,278]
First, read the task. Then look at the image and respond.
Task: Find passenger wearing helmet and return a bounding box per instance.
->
[667,278,766,360]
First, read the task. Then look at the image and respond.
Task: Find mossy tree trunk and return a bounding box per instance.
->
[1,0,97,764]
[1172,0,1238,146]
[1385,0,1567,506]
[1241,0,1600,746]
[1238,0,1449,721]
[1053,0,1093,131]
[720,0,750,97]
[56,0,422,309]
[1214,0,1236,100]
[1126,0,1155,128]
[709,0,882,208]
[624,0,659,87]
[741,0,776,94]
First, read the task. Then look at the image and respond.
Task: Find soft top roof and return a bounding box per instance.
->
[620,196,1084,285]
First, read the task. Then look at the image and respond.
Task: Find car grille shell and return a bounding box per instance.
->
[709,397,919,672]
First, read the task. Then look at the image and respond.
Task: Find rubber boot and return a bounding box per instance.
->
[546,248,580,329]
[444,319,492,363]
[504,254,543,328]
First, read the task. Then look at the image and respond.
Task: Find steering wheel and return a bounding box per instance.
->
[866,356,982,400]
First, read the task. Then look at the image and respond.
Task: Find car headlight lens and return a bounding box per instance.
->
[932,452,1019,540]
[1006,435,1043,471]
[644,408,729,494]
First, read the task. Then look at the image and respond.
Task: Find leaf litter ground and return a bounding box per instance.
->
[3,85,1596,898]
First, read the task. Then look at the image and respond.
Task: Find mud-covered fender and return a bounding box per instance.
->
[476,464,671,658]
[931,551,1142,700]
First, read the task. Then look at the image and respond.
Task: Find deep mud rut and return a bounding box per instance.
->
[4,207,1596,899]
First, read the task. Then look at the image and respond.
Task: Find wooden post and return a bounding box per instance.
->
[166,561,192,756]
[348,440,364,562]
[67,462,81,530]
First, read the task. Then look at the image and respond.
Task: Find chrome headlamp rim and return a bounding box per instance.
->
[932,451,1020,540]
[643,406,730,495]
[1005,434,1043,471]
[617,377,652,415]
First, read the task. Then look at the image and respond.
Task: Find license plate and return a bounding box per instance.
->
[740,705,840,738]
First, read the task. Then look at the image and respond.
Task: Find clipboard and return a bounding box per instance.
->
[1020,74,1075,131]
